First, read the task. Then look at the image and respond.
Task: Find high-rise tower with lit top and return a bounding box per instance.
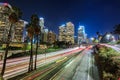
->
[78,25,87,45]
[58,22,74,44]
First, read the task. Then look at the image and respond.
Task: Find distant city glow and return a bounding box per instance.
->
[80,26,84,27]
[90,37,94,41]
[78,26,84,30]
[61,24,65,27]
[40,17,44,20]
[111,36,114,39]
[106,34,111,39]
[112,36,116,42]
[0,2,9,7]
[44,28,48,33]
[4,3,8,6]
[0,3,5,5]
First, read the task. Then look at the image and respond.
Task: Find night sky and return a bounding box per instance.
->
[1,0,120,37]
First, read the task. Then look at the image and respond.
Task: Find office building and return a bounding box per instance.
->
[0,3,27,43]
[0,3,12,42]
[58,22,74,44]
[43,28,48,43]
[66,22,74,44]
[78,25,87,44]
[59,24,66,41]
[13,20,25,42]
[48,31,56,44]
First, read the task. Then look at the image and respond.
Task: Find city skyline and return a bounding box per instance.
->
[1,0,120,37]
[0,1,120,80]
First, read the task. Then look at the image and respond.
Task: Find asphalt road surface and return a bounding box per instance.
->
[52,47,100,80]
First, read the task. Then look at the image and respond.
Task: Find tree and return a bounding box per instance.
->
[26,23,34,72]
[96,32,100,37]
[96,32,103,42]
[34,26,40,70]
[26,14,40,71]
[113,24,120,40]
[1,12,19,76]
[31,14,40,70]
[12,6,22,19]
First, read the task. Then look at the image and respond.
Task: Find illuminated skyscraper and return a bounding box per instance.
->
[39,17,45,43]
[0,3,27,43]
[48,31,56,44]
[78,25,87,45]
[39,17,45,33]
[43,28,48,43]
[58,22,74,44]
[59,24,66,41]
[0,3,12,42]
[22,20,28,42]
[13,20,25,42]
[66,22,74,44]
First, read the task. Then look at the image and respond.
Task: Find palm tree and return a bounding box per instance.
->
[30,14,40,70]
[34,26,40,70]
[96,32,100,37]
[96,32,103,42]
[26,23,34,72]
[1,12,18,76]
[113,24,120,40]
[12,6,22,19]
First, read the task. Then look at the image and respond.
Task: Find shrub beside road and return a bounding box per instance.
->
[7,47,62,59]
[93,44,120,80]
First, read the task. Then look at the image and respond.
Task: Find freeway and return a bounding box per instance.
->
[51,47,99,80]
[115,44,120,48]
[0,47,79,66]
[101,44,120,52]
[20,49,83,80]
[72,49,99,80]
[109,44,120,52]
[0,47,83,79]
[50,48,86,80]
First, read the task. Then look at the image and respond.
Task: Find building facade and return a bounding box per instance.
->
[0,3,12,42]
[43,28,48,43]
[48,31,56,44]
[66,22,74,44]
[39,17,45,43]
[0,3,25,43]
[58,25,66,41]
[13,20,24,42]
[39,17,45,33]
[78,25,87,45]
[58,22,74,44]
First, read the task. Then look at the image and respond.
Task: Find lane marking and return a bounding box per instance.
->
[87,51,91,80]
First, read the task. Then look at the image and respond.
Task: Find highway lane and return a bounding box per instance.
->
[51,47,99,80]
[72,49,99,80]
[3,48,82,73]
[101,44,120,52]
[22,49,82,80]
[115,44,120,48]
[23,57,70,80]
[5,56,63,79]
[50,48,86,80]
[0,47,79,66]
[0,47,79,69]
[0,47,83,79]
